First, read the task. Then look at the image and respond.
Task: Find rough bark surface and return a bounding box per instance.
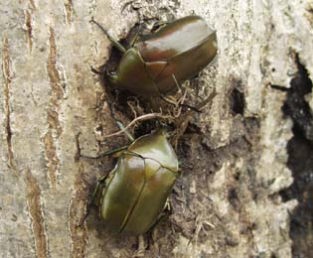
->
[1,0,312,257]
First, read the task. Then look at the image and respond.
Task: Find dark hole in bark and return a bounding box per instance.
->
[230,80,245,115]
[282,56,313,141]
[228,187,240,210]
[280,55,313,258]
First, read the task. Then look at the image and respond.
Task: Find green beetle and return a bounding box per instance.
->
[94,131,179,235]
[93,15,217,97]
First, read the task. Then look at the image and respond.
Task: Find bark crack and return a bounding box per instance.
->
[47,27,64,108]
[24,10,33,52]
[64,0,74,24]
[29,0,36,10]
[43,27,64,187]
[2,37,15,170]
[69,164,88,258]
[43,132,59,188]
[25,169,48,258]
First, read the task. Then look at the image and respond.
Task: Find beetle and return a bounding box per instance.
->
[92,15,217,97]
[93,130,179,235]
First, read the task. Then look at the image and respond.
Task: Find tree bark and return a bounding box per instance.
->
[1,0,312,257]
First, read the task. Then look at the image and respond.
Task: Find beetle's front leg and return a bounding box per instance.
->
[78,175,108,227]
[91,175,108,206]
[164,198,172,213]
[128,23,142,47]
[133,235,147,257]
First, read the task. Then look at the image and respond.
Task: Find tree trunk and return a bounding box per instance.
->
[1,0,312,257]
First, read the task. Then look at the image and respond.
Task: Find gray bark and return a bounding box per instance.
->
[1,0,312,257]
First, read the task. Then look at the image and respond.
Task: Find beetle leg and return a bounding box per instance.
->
[134,235,146,257]
[164,198,172,212]
[79,145,128,160]
[75,133,128,161]
[195,87,217,110]
[171,74,182,93]
[158,73,204,114]
[90,18,127,53]
[91,175,108,206]
[78,175,107,227]
[106,71,120,86]
[128,23,142,47]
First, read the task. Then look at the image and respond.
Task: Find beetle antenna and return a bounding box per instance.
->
[90,18,127,53]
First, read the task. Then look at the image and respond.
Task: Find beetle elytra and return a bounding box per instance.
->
[94,131,179,235]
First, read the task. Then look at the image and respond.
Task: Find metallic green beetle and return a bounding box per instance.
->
[94,15,217,96]
[94,131,179,235]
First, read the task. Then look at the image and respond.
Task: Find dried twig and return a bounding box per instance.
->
[102,113,173,139]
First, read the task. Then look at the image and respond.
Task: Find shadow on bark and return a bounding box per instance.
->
[280,56,313,258]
